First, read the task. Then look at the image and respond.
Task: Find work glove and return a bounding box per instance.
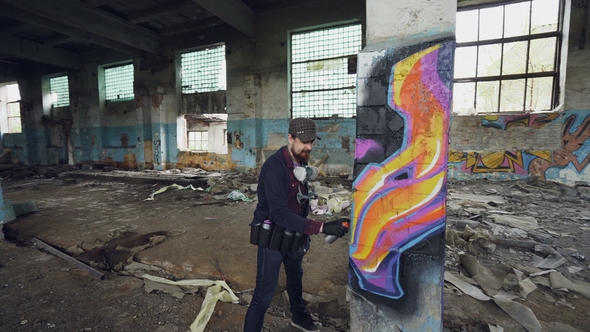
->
[322,218,350,238]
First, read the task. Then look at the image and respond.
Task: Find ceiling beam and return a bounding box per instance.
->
[0,34,81,69]
[129,0,196,24]
[82,0,113,7]
[0,0,162,54]
[191,0,255,38]
[0,22,33,34]
[0,3,145,56]
[161,16,224,36]
[43,36,77,47]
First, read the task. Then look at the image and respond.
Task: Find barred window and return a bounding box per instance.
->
[291,23,362,118]
[181,45,226,94]
[50,75,70,107]
[453,0,563,114]
[105,63,134,102]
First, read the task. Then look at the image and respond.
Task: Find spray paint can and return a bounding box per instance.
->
[249,222,261,245]
[280,230,294,253]
[258,220,273,248]
[324,221,350,244]
[269,226,284,251]
[290,231,306,252]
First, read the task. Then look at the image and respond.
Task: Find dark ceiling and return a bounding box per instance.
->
[0,0,324,73]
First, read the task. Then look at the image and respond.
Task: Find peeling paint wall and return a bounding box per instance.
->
[226,0,364,173]
[0,0,364,173]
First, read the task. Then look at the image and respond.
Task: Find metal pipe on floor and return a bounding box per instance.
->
[31,238,105,280]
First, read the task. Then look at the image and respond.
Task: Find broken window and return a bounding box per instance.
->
[0,83,22,134]
[453,0,563,115]
[181,45,226,94]
[49,75,70,108]
[104,63,134,102]
[290,23,362,118]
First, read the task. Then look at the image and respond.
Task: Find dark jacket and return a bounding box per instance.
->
[251,146,318,234]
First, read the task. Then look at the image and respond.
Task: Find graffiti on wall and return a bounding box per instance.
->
[448,150,551,175]
[350,43,452,299]
[530,113,590,179]
[450,112,590,181]
[481,113,559,130]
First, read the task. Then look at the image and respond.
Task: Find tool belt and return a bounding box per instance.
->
[250,221,306,253]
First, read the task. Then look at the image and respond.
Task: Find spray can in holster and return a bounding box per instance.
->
[325,221,350,244]
[269,225,284,251]
[290,231,306,252]
[279,230,295,253]
[250,222,262,245]
[257,220,273,248]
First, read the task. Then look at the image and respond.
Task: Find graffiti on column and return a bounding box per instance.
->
[529,113,590,179]
[350,43,452,299]
[153,132,161,164]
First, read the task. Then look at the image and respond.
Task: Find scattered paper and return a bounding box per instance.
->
[145,184,201,201]
[491,215,540,232]
[227,190,253,202]
[142,274,239,332]
[450,193,506,204]
[445,272,542,332]
[549,272,590,299]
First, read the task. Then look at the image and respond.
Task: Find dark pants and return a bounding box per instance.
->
[243,247,306,332]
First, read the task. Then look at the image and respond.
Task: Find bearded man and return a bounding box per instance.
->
[243,118,349,332]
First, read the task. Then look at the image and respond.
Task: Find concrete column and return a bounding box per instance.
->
[350,0,456,331]
[70,62,101,164]
[135,53,178,170]
[18,77,44,165]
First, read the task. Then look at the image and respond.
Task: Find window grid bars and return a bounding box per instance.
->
[291,24,362,118]
[181,45,226,94]
[105,64,134,102]
[50,76,70,107]
[454,0,561,114]
[188,131,208,151]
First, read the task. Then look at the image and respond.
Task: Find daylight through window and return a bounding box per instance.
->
[105,63,134,102]
[291,24,362,118]
[50,75,70,107]
[453,0,562,115]
[188,131,208,151]
[4,83,21,134]
[181,45,226,94]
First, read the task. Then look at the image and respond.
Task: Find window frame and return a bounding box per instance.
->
[6,101,21,134]
[49,74,70,108]
[103,62,134,103]
[288,21,363,119]
[187,130,209,152]
[180,43,227,95]
[453,0,565,115]
[2,83,22,134]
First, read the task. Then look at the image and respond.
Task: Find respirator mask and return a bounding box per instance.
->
[293,166,319,183]
[293,166,319,205]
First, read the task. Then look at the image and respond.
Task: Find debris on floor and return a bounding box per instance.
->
[141,274,239,332]
[80,231,169,270]
[445,178,590,331]
[3,168,590,331]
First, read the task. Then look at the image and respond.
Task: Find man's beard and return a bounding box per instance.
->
[291,146,311,162]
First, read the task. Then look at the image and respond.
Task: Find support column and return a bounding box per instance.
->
[350,1,456,330]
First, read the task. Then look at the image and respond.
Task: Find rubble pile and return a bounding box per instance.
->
[444,178,590,332]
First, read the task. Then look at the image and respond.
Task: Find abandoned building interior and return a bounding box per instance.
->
[1,0,590,331]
